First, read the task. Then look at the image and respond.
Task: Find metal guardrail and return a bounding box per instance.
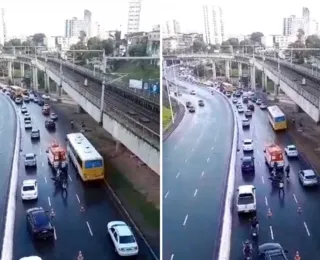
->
[18,54,160,104]
[0,54,159,149]
[163,53,234,60]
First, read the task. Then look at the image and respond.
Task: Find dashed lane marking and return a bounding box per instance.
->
[201,171,205,178]
[185,158,188,163]
[304,222,311,236]
[41,162,44,167]
[53,227,57,240]
[211,146,214,150]
[39,148,42,155]
[191,148,194,152]
[44,176,47,184]
[270,226,274,240]
[193,189,198,197]
[86,221,93,236]
[170,254,174,260]
[261,176,265,184]
[207,158,210,163]
[48,197,51,207]
[165,191,169,199]
[265,196,268,207]
[68,174,72,182]
[183,215,188,226]
[293,194,298,204]
[176,172,180,178]
[258,161,262,167]
[174,145,177,150]
[76,194,80,203]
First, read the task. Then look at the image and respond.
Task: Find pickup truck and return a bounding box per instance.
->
[258,243,289,260]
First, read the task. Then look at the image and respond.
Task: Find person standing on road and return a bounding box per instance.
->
[279,179,285,196]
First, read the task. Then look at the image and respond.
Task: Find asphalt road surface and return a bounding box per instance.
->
[12,100,157,260]
[230,92,320,259]
[45,60,159,133]
[163,74,234,260]
[0,94,17,255]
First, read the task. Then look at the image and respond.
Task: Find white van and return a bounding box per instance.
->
[236,185,256,214]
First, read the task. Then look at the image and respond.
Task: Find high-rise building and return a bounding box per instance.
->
[127,0,142,34]
[164,20,181,35]
[65,19,73,38]
[283,15,304,36]
[202,5,225,45]
[65,17,86,38]
[84,9,92,38]
[302,7,310,35]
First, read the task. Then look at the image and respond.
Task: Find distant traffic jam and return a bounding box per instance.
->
[1,85,140,259]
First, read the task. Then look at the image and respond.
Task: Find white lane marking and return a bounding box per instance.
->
[270,226,274,240]
[41,162,44,167]
[165,191,170,199]
[48,197,51,207]
[183,215,188,226]
[76,194,80,203]
[39,148,42,155]
[191,148,194,152]
[207,157,210,163]
[170,254,174,260]
[194,189,198,197]
[68,174,72,182]
[180,137,184,142]
[174,145,177,150]
[211,146,214,150]
[176,172,180,178]
[304,222,311,236]
[86,221,93,236]
[44,176,47,184]
[258,161,261,167]
[293,194,298,204]
[265,196,268,207]
[201,171,205,178]
[261,176,265,184]
[185,158,188,163]
[53,227,57,240]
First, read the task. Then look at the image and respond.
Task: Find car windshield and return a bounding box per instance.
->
[288,147,296,151]
[23,185,34,191]
[238,194,254,204]
[243,158,252,165]
[244,141,252,145]
[26,155,34,160]
[305,175,316,180]
[119,235,136,244]
[33,212,50,227]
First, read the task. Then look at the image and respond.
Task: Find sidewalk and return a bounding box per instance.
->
[48,94,160,249]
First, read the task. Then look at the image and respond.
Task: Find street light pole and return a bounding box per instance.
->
[163,61,175,124]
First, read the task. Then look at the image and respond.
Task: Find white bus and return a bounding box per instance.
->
[66,133,104,181]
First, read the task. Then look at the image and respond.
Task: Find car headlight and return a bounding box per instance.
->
[119,248,125,251]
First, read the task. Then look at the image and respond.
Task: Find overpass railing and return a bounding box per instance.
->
[163,53,234,60]
[18,54,160,105]
[9,56,160,149]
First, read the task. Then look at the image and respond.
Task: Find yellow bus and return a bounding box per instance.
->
[267,105,287,130]
[66,133,104,181]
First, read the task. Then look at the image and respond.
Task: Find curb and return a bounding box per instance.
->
[1,95,21,260]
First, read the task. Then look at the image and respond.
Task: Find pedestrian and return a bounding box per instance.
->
[292,118,295,127]
[279,179,285,196]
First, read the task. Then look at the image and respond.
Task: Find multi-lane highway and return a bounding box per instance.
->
[12,98,157,259]
[42,60,159,134]
[0,94,17,255]
[230,91,320,259]
[163,72,234,260]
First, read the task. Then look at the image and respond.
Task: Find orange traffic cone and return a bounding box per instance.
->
[267,208,272,218]
[297,206,302,214]
[77,251,84,260]
[294,251,301,260]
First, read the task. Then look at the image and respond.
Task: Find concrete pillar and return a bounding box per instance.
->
[34,67,38,91]
[274,81,279,96]
[7,62,12,79]
[56,82,61,97]
[20,63,25,78]
[263,73,268,91]
[238,62,242,77]
[250,66,256,90]
[212,60,216,80]
[12,63,15,78]
[225,60,230,81]
[45,73,50,92]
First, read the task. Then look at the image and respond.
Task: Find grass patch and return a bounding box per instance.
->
[107,164,160,229]
[114,63,160,81]
[163,106,173,130]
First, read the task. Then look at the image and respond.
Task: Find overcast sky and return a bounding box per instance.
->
[162,0,320,36]
[2,0,160,38]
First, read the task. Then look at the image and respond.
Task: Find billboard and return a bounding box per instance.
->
[142,80,160,94]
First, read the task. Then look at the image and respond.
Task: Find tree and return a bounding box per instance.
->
[4,39,21,47]
[227,38,240,50]
[87,37,102,50]
[297,29,305,42]
[79,31,87,43]
[102,39,114,55]
[250,32,264,44]
[220,40,233,53]
[129,44,147,56]
[306,35,320,56]
[192,41,205,53]
[32,33,46,45]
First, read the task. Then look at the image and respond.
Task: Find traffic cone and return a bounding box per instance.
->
[294,251,301,260]
[297,205,302,214]
[80,205,85,213]
[267,208,272,218]
[77,251,84,260]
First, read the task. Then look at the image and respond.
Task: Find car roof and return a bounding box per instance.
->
[242,119,249,121]
[243,156,253,161]
[22,179,36,186]
[302,169,315,176]
[25,153,35,157]
[243,139,252,143]
[31,129,39,132]
[287,145,296,149]
[115,224,133,236]
[238,185,255,194]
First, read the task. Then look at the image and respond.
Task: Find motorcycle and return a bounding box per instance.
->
[251,225,259,238]
[242,241,253,260]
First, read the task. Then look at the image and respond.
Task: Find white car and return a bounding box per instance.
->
[237,106,244,113]
[236,185,256,214]
[190,90,196,95]
[24,121,32,130]
[21,179,38,201]
[232,98,238,103]
[23,96,30,102]
[50,113,58,120]
[33,97,39,103]
[243,139,254,152]
[299,169,318,186]
[24,153,37,167]
[24,113,30,118]
[29,94,34,101]
[107,221,139,256]
[30,129,40,140]
[260,103,267,110]
[284,145,298,157]
[242,119,250,127]
[21,107,28,114]
[42,94,50,100]
[15,97,23,104]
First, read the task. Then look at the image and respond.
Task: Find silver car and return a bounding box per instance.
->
[299,169,318,186]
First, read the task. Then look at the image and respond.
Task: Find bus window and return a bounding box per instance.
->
[84,160,103,169]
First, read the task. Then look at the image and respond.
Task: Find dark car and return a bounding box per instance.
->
[243,97,248,104]
[26,207,54,240]
[186,101,192,108]
[38,99,44,106]
[248,104,255,111]
[235,92,241,97]
[198,100,204,106]
[245,110,252,118]
[45,120,56,130]
[241,156,255,173]
[189,105,196,113]
[258,243,289,260]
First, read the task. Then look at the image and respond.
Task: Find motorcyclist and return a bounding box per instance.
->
[251,216,259,229]
[243,240,252,256]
